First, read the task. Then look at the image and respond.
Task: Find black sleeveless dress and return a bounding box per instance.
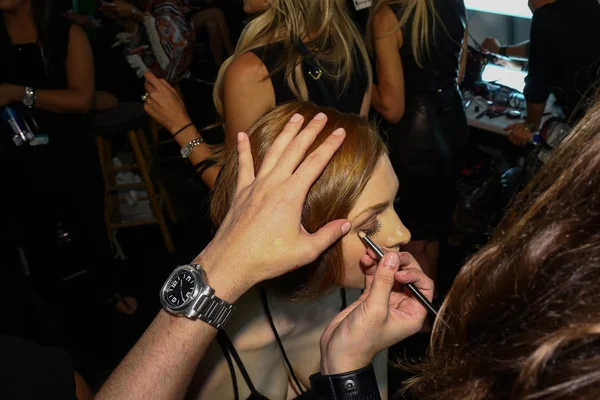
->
[384,0,468,241]
[0,16,115,300]
[250,41,368,112]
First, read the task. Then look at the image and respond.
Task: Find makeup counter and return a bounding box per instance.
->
[463,64,564,137]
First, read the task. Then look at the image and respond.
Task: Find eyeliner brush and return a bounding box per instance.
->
[358,231,438,317]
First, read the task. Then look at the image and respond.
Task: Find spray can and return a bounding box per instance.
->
[1,106,35,145]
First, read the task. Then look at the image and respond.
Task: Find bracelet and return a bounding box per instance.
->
[173,123,194,137]
[500,46,508,57]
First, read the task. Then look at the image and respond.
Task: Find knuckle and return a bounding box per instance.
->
[376,270,396,285]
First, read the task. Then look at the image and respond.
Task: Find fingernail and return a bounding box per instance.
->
[314,112,326,120]
[332,128,345,136]
[384,252,399,269]
[341,221,351,235]
[237,132,245,142]
[290,113,303,123]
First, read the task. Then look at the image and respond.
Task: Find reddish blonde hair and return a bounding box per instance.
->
[211,102,387,299]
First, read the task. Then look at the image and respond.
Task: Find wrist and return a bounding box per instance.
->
[193,247,251,303]
[321,350,370,375]
[169,118,193,135]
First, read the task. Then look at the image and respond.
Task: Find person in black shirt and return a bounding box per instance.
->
[507,0,600,146]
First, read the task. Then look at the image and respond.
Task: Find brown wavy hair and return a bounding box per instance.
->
[404,101,600,398]
[211,102,386,300]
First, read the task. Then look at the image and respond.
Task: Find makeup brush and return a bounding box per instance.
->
[358,231,438,317]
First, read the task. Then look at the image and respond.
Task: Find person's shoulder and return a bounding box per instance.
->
[373,4,399,26]
[224,51,270,86]
[532,1,561,24]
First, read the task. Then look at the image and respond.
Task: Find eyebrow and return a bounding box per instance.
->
[352,202,390,223]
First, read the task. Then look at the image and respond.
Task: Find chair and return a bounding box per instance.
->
[94,102,176,253]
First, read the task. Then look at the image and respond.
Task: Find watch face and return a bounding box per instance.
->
[181,145,192,158]
[164,271,196,308]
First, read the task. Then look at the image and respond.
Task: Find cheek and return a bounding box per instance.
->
[339,236,368,289]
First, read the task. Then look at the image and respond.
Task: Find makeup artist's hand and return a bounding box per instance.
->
[320,251,433,375]
[196,113,351,302]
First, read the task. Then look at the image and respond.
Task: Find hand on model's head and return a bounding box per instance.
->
[195,113,352,301]
[320,251,433,375]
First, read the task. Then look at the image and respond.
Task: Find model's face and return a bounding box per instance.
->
[340,155,411,289]
[0,0,27,12]
[243,0,269,14]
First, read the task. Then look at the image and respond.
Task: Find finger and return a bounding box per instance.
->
[144,80,158,95]
[289,128,346,196]
[235,132,255,194]
[277,112,331,175]
[366,251,401,310]
[257,113,306,178]
[302,220,351,263]
[144,71,162,90]
[394,268,434,301]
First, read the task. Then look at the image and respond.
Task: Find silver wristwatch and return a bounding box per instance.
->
[23,87,36,108]
[160,264,234,329]
[180,137,205,159]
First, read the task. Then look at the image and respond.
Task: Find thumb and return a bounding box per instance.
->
[307,220,351,260]
[366,252,401,309]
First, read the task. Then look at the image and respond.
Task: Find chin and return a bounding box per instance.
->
[339,276,367,290]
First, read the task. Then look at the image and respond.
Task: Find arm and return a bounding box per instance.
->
[482,38,530,61]
[458,22,469,85]
[359,84,373,117]
[370,6,405,124]
[1,24,94,113]
[222,52,275,149]
[97,113,351,400]
[504,41,530,60]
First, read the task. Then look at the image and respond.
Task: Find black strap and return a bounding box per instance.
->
[217,332,240,400]
[194,158,218,177]
[340,288,347,310]
[260,289,306,395]
[216,331,262,397]
[294,40,334,108]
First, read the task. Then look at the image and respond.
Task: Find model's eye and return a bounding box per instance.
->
[363,219,382,238]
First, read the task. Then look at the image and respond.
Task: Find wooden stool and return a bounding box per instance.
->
[94,103,176,253]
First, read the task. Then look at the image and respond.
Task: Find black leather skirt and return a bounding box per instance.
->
[384,88,468,240]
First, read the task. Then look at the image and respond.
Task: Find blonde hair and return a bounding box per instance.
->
[368,0,441,68]
[212,0,372,122]
[211,102,386,300]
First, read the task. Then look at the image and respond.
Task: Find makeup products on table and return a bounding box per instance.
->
[358,231,439,317]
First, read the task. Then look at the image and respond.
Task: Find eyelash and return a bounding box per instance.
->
[363,220,382,238]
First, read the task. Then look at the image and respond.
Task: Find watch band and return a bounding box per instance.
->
[499,46,508,57]
[180,137,205,159]
[23,87,36,108]
[193,291,234,329]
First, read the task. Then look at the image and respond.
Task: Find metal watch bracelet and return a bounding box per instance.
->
[180,137,205,159]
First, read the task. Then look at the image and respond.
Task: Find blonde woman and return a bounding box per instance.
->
[369,0,468,291]
[143,0,372,187]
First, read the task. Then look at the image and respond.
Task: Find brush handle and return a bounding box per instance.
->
[360,234,438,316]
